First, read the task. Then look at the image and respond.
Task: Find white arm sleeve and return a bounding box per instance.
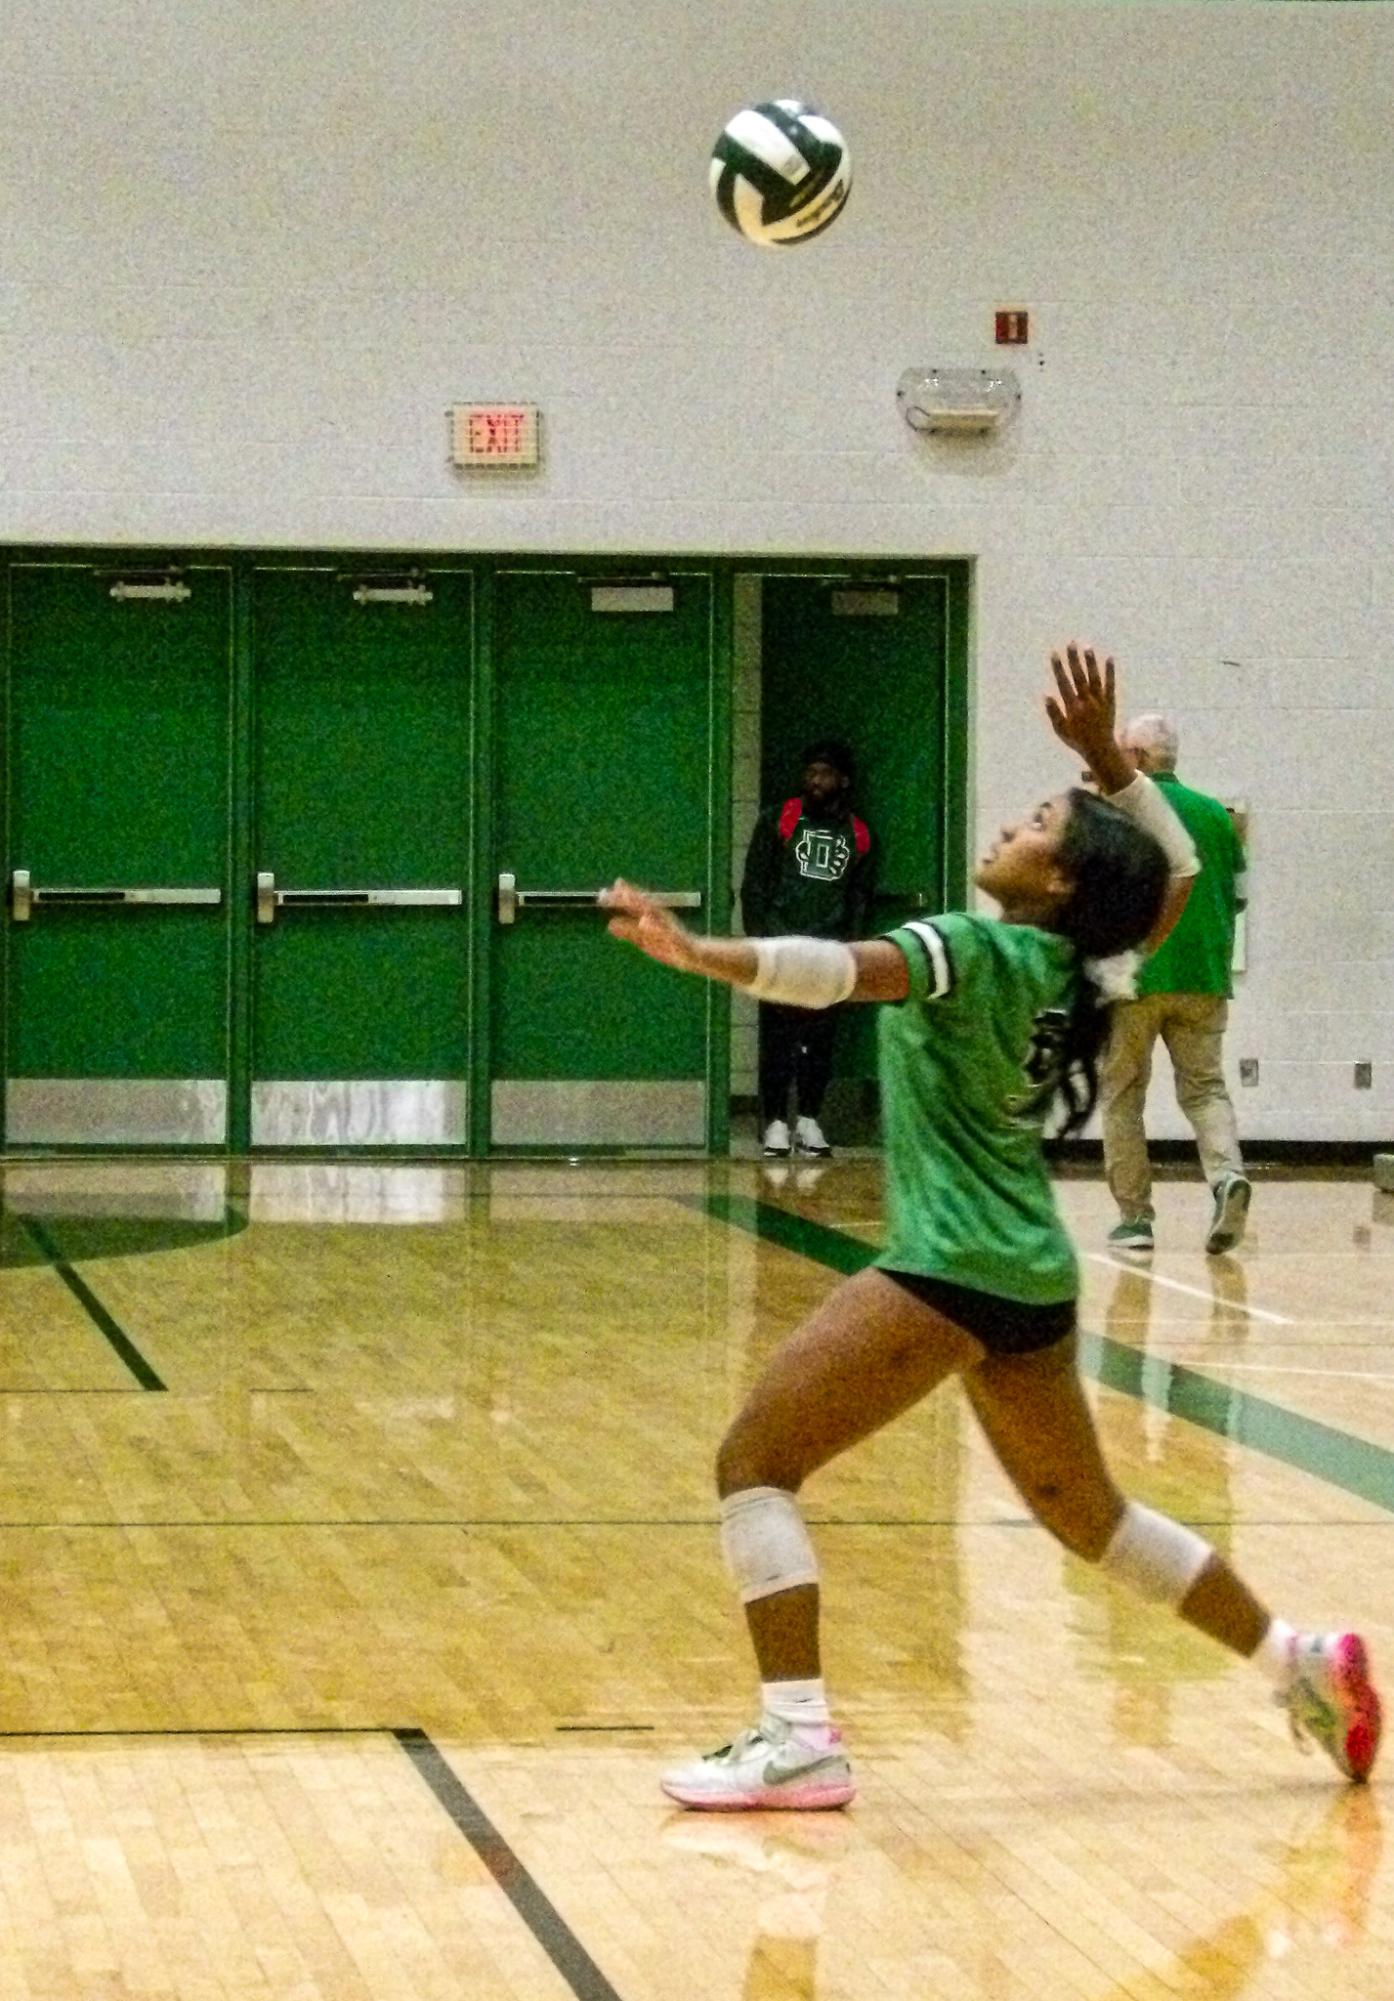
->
[1105,774,1200,879]
[748,936,857,1008]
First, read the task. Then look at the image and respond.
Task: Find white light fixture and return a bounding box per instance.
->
[897,366,1020,437]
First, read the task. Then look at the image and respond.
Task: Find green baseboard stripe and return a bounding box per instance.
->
[698,1193,1394,1517]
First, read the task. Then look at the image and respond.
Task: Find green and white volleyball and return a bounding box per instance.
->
[709,101,851,247]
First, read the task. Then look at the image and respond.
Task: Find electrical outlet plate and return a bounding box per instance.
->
[1355,1061,1373,1089]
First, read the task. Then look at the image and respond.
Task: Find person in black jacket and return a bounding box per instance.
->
[740,740,876,1157]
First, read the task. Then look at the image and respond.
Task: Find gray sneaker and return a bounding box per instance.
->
[1108,1215,1154,1252]
[660,1715,855,1811]
[1206,1173,1251,1255]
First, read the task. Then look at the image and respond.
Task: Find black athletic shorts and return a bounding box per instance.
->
[880,1268,1076,1356]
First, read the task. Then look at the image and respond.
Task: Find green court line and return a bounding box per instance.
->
[699,1193,1394,1518]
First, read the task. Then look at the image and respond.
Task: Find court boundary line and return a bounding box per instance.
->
[0,1722,624,2001]
[1196,1364,1394,1385]
[18,1217,167,1390]
[696,1194,1394,1518]
[1085,1252,1294,1324]
[396,1728,625,2001]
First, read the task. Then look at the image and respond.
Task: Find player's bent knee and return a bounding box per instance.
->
[715,1427,805,1500]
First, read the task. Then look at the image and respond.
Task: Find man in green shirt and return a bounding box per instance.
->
[1101,714,1250,1255]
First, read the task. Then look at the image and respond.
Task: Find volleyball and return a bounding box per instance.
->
[709,100,851,247]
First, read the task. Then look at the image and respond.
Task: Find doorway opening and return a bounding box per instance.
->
[729,561,970,1153]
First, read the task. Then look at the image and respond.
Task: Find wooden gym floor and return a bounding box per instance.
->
[0,1155,1390,2000]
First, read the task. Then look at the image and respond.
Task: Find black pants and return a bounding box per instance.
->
[758,1002,841,1127]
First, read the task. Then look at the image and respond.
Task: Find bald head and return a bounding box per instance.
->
[1121,712,1179,775]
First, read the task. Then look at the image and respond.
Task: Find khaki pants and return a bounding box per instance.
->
[1100,993,1244,1220]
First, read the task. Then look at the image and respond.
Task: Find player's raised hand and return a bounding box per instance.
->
[1045,643,1131,793]
[601,879,701,972]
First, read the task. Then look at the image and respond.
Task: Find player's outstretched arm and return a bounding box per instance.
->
[603,879,756,983]
[602,880,908,1003]
[848,939,910,1001]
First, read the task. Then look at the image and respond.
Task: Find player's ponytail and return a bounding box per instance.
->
[1048,789,1171,1137]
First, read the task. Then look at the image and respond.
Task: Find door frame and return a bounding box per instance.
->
[731,556,972,917]
[726,556,972,1139]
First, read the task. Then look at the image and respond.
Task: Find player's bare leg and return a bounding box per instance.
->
[662,1270,980,1809]
[966,1336,1381,1782]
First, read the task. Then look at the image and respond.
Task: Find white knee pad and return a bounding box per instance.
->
[1098,1501,1213,1608]
[720,1487,821,1604]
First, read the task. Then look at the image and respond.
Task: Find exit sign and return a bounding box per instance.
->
[448,404,540,467]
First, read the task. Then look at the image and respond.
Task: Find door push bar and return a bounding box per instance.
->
[496,872,703,926]
[9,870,221,922]
[255,871,464,925]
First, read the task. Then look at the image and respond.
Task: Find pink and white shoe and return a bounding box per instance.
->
[660,1716,855,1811]
[1281,1633,1382,1783]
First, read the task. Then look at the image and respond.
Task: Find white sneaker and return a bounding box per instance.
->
[660,1715,855,1812]
[793,1117,832,1159]
[1279,1632,1382,1783]
[761,1120,791,1157]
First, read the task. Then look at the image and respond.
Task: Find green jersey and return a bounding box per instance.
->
[874,911,1081,1305]
[1135,773,1245,999]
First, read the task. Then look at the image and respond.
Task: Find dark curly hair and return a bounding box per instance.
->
[1046,788,1171,1135]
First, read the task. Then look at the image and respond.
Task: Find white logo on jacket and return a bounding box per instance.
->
[794,826,852,883]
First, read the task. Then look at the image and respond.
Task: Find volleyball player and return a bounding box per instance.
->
[603,645,1380,1808]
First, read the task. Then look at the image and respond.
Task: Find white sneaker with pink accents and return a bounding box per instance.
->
[1280,1632,1382,1783]
[660,1715,855,1811]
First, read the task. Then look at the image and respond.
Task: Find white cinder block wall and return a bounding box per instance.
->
[2,2,1390,1139]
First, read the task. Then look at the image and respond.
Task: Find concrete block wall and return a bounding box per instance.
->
[1,1,1390,1137]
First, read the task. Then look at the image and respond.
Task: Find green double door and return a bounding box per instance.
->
[2,558,722,1152]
